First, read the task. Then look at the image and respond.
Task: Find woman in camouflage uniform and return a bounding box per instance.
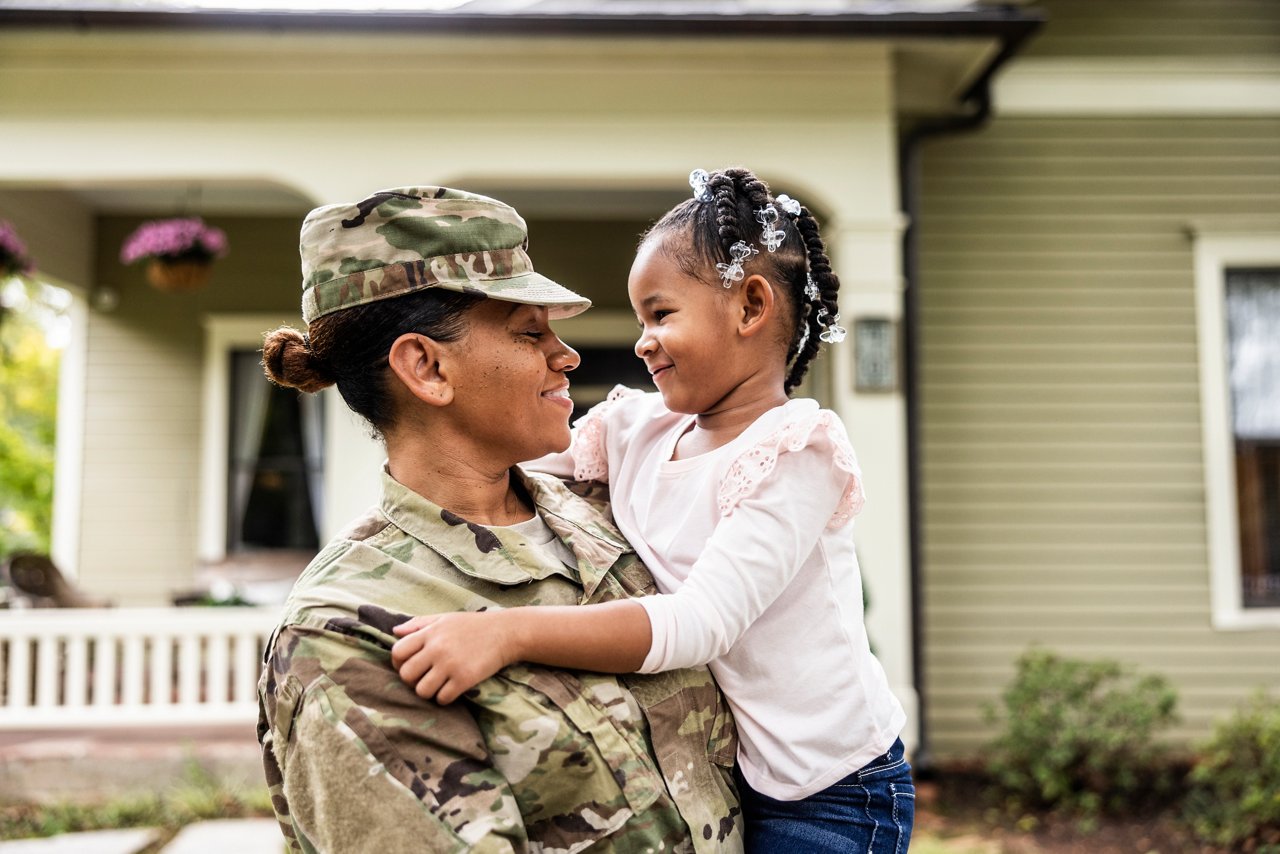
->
[257,187,741,854]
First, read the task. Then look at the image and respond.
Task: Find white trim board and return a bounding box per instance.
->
[997,59,1280,116]
[1191,226,1280,631]
[50,294,88,578]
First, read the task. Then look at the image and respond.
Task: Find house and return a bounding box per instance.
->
[914,0,1280,758]
[0,0,1276,762]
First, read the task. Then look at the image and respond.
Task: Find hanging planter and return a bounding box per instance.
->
[145,258,213,293]
[120,217,228,293]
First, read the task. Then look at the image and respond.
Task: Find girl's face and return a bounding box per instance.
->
[444,299,580,462]
[628,239,743,415]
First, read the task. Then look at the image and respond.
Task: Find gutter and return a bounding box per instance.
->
[0,5,1035,38]
[897,8,1044,774]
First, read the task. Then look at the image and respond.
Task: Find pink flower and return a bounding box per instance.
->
[120,217,229,264]
[0,220,36,277]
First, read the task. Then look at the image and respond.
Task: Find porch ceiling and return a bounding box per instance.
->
[65,181,315,217]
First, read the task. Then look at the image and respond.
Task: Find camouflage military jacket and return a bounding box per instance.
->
[258,467,741,854]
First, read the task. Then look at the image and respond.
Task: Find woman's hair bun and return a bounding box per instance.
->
[262,326,335,393]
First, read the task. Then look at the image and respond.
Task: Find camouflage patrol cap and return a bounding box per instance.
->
[299,187,591,324]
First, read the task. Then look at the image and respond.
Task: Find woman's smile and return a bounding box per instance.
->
[542,384,573,410]
[648,362,673,381]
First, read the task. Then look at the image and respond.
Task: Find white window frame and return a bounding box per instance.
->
[50,292,88,578]
[1192,227,1280,630]
[198,313,309,563]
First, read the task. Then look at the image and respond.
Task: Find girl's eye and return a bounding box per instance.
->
[523,331,545,340]
[653,310,672,321]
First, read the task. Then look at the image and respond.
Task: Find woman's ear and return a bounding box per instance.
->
[738,274,777,338]
[387,333,454,407]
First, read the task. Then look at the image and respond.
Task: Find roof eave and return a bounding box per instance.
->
[0,6,1045,39]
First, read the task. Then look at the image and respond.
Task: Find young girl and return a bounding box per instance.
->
[391,167,912,853]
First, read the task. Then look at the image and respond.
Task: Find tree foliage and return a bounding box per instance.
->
[0,279,62,558]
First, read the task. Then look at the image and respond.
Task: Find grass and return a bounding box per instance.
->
[912,828,1005,854]
[0,759,273,842]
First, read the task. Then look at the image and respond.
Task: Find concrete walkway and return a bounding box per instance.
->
[0,820,283,853]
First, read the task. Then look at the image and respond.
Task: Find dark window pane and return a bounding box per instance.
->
[227,350,323,553]
[1226,268,1280,608]
[569,345,656,424]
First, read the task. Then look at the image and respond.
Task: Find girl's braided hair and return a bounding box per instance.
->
[643,167,840,393]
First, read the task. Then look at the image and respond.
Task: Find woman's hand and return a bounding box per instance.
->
[390,612,515,705]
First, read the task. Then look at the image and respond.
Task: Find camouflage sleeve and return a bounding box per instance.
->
[260,625,528,853]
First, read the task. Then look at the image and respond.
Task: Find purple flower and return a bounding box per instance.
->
[120,217,229,265]
[0,220,36,276]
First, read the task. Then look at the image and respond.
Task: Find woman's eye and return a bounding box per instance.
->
[523,331,545,340]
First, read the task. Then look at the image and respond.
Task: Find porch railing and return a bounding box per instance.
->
[0,607,279,728]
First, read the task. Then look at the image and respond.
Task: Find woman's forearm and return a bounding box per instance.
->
[500,600,652,673]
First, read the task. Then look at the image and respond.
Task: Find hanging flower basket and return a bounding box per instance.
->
[145,258,213,293]
[0,220,36,280]
[120,217,228,293]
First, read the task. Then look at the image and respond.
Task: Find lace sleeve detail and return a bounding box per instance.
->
[571,385,646,482]
[717,410,865,529]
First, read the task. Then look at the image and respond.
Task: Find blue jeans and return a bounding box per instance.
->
[734,739,915,853]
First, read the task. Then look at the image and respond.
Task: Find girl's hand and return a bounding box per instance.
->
[390,612,513,705]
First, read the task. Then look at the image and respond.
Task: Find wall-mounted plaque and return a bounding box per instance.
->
[854,317,897,393]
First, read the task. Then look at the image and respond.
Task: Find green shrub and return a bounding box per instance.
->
[1183,691,1280,852]
[984,648,1178,817]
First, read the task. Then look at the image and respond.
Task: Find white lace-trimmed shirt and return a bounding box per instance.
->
[528,387,906,800]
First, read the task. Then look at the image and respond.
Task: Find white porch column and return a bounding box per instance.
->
[321,394,385,543]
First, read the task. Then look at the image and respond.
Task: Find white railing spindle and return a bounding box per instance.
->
[35,636,59,708]
[207,634,230,706]
[149,635,173,707]
[8,637,31,709]
[178,633,201,707]
[233,632,258,705]
[93,635,117,709]
[65,635,89,708]
[121,635,145,708]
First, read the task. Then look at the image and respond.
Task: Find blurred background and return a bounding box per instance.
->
[0,0,1277,850]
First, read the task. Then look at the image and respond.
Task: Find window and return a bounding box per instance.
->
[1193,232,1280,628]
[1224,269,1280,608]
[226,349,323,553]
[199,314,329,565]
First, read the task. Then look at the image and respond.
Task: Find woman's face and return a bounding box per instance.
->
[444,299,580,463]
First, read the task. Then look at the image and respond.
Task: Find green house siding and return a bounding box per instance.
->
[917,117,1280,757]
[1024,0,1280,59]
